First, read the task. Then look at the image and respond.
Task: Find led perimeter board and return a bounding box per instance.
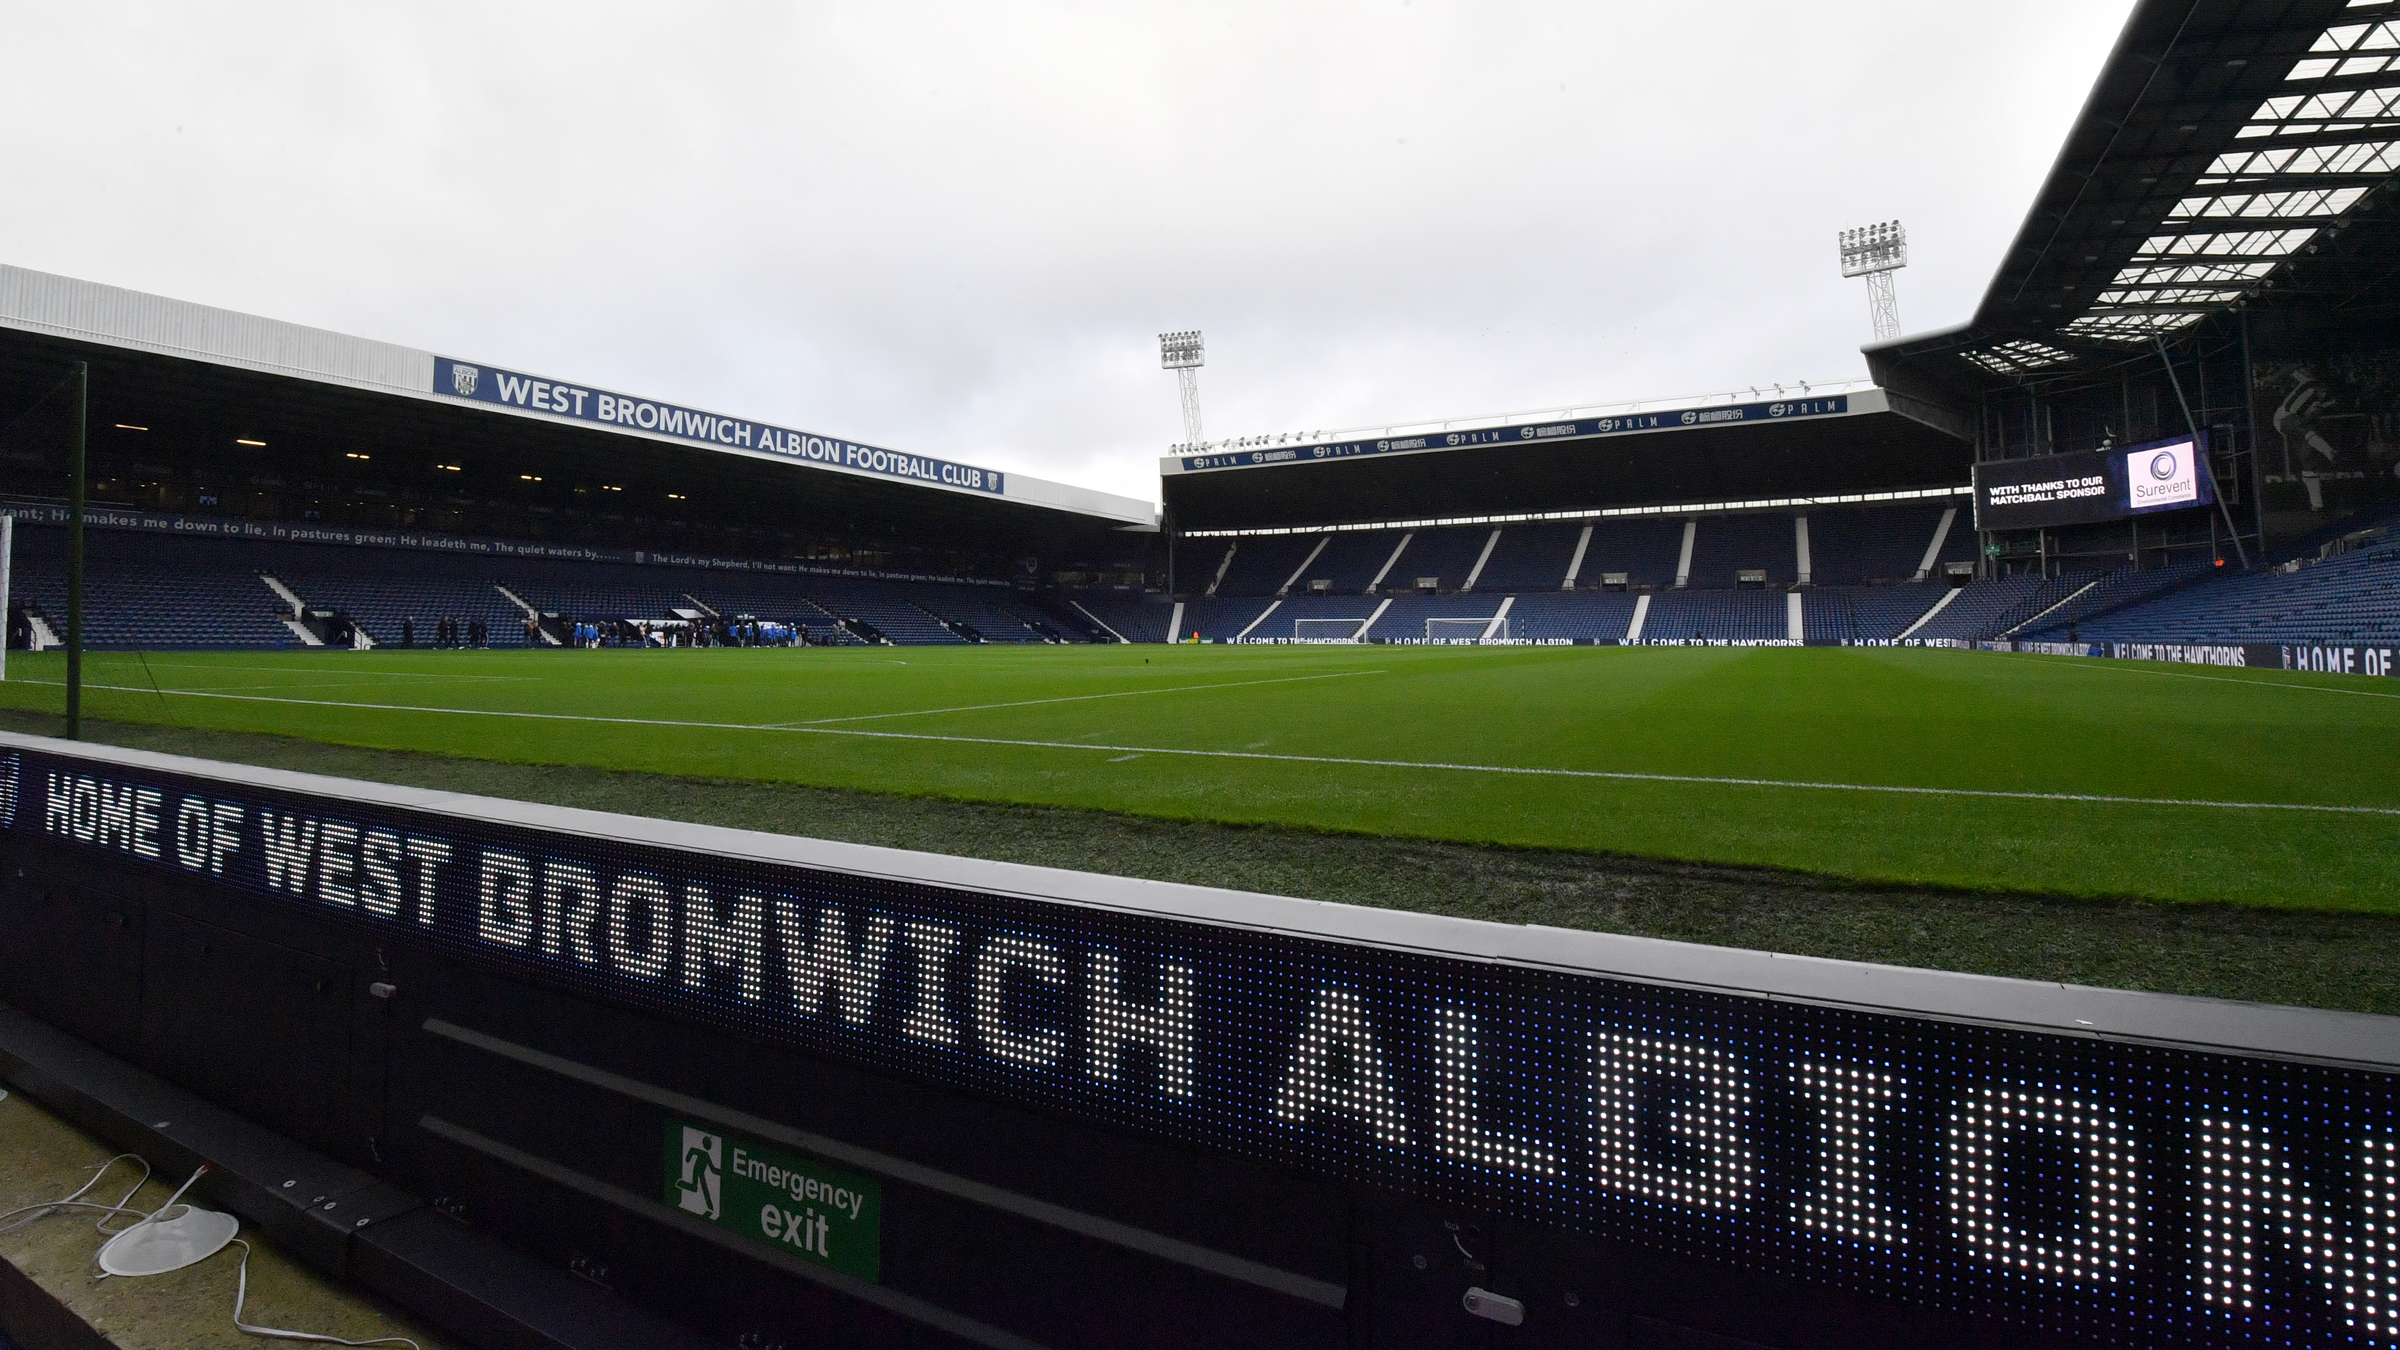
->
[1972,435,2217,532]
[5,731,2400,1349]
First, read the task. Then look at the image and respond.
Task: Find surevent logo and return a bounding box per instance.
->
[2126,440,2199,509]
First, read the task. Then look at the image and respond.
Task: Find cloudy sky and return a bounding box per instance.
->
[5,2,2134,506]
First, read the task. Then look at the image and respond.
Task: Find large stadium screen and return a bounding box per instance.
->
[1971,434,2215,531]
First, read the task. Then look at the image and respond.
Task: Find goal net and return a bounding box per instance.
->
[1293,617,1368,643]
[1426,617,1513,643]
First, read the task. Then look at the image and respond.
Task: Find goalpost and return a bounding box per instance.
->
[1292,617,1368,643]
[1425,617,1514,644]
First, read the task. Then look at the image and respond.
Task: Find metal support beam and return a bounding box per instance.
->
[67,360,85,740]
[2154,336,2249,569]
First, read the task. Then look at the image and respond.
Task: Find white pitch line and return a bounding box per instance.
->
[771,668,1387,726]
[24,678,2400,818]
[126,662,534,682]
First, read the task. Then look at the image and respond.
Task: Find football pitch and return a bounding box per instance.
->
[1,643,2393,912]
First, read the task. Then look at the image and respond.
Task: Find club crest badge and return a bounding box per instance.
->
[451,364,479,397]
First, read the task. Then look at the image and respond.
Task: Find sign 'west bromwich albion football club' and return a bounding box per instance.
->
[434,357,1005,498]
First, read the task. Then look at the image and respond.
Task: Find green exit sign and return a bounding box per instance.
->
[663,1118,881,1282]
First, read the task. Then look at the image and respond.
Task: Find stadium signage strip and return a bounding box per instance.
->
[1953,639,2400,680]
[12,735,2400,1348]
[1174,396,1851,474]
[434,358,1004,498]
[0,502,1011,587]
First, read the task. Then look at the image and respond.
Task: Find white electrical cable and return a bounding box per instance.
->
[0,1151,420,1349]
[228,1240,419,1350]
[0,1154,151,1235]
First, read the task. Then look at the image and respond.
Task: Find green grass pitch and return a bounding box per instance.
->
[2,644,2392,911]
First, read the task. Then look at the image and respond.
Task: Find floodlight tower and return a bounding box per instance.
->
[1159,330,1205,447]
[1837,221,1908,342]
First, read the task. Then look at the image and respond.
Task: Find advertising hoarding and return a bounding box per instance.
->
[1972,434,2216,531]
[9,735,2400,1349]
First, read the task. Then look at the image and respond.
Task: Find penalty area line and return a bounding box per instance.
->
[24,679,2400,818]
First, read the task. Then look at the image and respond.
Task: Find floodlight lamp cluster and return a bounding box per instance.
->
[1159,331,1205,370]
[1838,221,1907,277]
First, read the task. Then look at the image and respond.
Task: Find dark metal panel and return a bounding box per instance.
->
[1159,412,1971,533]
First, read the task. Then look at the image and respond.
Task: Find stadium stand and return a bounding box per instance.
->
[1640,588,1789,642]
[1801,583,1946,643]
[1363,592,1503,641]
[1508,589,1640,642]
[2065,546,2400,645]
[9,530,297,650]
[14,493,2392,654]
[1268,593,1386,639]
[794,576,971,645]
[1470,523,1585,593]
[1209,534,1324,597]
[907,583,1059,643]
[2011,559,2217,640]
[1288,529,1409,594]
[273,544,529,647]
[503,561,717,626]
[1377,527,1497,594]
[1573,518,1687,590]
[1180,595,1283,641]
[1906,575,2080,642]
[1803,504,1958,586]
[1683,512,1794,589]
[1071,596,1174,644]
[674,571,861,643]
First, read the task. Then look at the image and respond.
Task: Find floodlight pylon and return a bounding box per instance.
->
[1160,330,1205,447]
[1837,221,1907,342]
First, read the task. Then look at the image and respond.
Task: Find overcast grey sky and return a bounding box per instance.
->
[5,2,2135,505]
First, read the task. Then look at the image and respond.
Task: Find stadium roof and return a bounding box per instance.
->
[0,265,1155,532]
[1157,380,1972,533]
[1869,0,2400,401]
